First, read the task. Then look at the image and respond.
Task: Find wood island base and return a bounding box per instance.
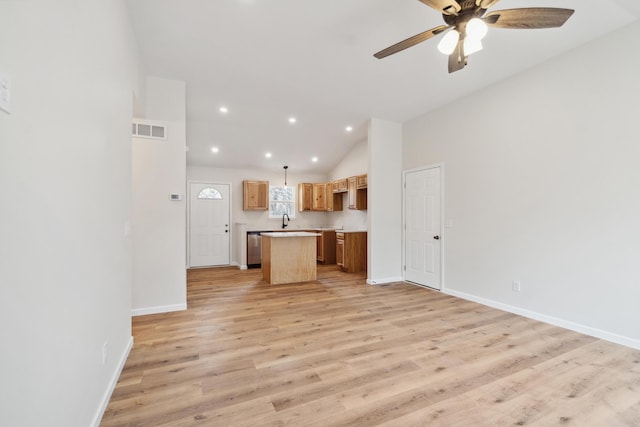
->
[261,232,319,285]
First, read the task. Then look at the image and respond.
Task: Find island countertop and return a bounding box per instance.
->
[261,232,320,238]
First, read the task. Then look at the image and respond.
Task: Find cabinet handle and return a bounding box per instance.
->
[433,235,440,240]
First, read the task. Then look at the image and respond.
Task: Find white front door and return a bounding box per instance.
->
[404,166,442,290]
[188,182,230,267]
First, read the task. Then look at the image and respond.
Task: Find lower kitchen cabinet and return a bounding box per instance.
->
[336,231,367,273]
[316,230,336,264]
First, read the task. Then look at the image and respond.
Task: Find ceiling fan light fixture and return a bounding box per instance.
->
[437,29,460,55]
[466,18,488,41]
[464,37,483,55]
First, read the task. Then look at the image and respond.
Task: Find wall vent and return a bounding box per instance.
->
[132,120,166,140]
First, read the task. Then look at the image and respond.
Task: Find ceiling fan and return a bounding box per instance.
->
[374,0,574,73]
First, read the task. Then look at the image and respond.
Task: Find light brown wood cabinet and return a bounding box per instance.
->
[356,174,367,189]
[326,183,343,212]
[336,231,367,273]
[336,236,344,268]
[332,178,348,193]
[243,180,268,210]
[312,183,327,211]
[299,182,343,212]
[298,183,312,212]
[316,230,336,264]
[348,176,367,210]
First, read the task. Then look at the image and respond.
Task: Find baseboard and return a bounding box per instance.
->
[91,336,133,427]
[131,303,187,317]
[239,264,248,270]
[443,288,640,350]
[366,276,404,285]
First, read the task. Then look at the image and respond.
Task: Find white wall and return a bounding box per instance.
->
[404,22,640,348]
[132,77,187,315]
[328,139,369,231]
[368,119,403,284]
[0,1,139,426]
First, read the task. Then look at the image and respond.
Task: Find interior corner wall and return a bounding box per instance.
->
[0,1,139,426]
[131,77,187,315]
[403,22,640,348]
[368,119,403,284]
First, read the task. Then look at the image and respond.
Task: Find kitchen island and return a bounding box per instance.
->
[261,232,319,285]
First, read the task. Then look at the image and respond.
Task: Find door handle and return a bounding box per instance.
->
[225,230,229,233]
[433,235,440,240]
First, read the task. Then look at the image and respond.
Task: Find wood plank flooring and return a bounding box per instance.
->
[101,265,640,426]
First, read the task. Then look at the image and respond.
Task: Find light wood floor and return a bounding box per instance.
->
[101,265,640,426]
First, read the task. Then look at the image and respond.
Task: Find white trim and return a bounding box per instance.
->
[402,163,445,291]
[131,303,187,317]
[238,264,248,270]
[91,336,133,427]
[405,280,441,292]
[186,180,232,268]
[367,276,404,285]
[443,288,640,350]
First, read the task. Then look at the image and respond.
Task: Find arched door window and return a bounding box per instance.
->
[197,188,223,200]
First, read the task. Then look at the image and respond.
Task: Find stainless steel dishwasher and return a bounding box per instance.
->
[247,231,262,268]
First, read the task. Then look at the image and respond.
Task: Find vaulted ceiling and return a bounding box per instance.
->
[126,0,639,174]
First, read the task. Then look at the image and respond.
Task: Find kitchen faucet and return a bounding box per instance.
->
[282,213,290,229]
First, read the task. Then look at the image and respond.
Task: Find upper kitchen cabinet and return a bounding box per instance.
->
[356,174,367,189]
[298,183,312,212]
[312,183,327,211]
[326,183,343,212]
[299,182,343,212]
[332,178,348,193]
[243,180,268,210]
[348,175,367,210]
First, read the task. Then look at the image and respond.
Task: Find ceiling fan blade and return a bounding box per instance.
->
[374,25,449,59]
[448,39,465,73]
[485,8,574,29]
[475,0,501,9]
[418,0,461,15]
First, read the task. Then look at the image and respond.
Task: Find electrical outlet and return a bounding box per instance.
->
[512,281,521,292]
[102,341,108,365]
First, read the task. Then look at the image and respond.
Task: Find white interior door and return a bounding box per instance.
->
[189,182,230,267]
[404,166,442,290]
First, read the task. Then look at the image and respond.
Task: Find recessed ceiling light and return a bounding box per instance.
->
[346,126,353,132]
[288,117,297,124]
[211,147,219,153]
[219,106,228,114]
[311,157,319,163]
[265,152,272,158]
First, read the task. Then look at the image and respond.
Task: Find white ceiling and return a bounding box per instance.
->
[126,0,639,174]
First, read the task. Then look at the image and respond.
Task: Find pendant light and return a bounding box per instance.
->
[283,165,288,187]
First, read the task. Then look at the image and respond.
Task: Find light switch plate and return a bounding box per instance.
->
[0,70,11,114]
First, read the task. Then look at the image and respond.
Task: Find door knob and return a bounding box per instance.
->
[225,230,229,233]
[433,235,440,240]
